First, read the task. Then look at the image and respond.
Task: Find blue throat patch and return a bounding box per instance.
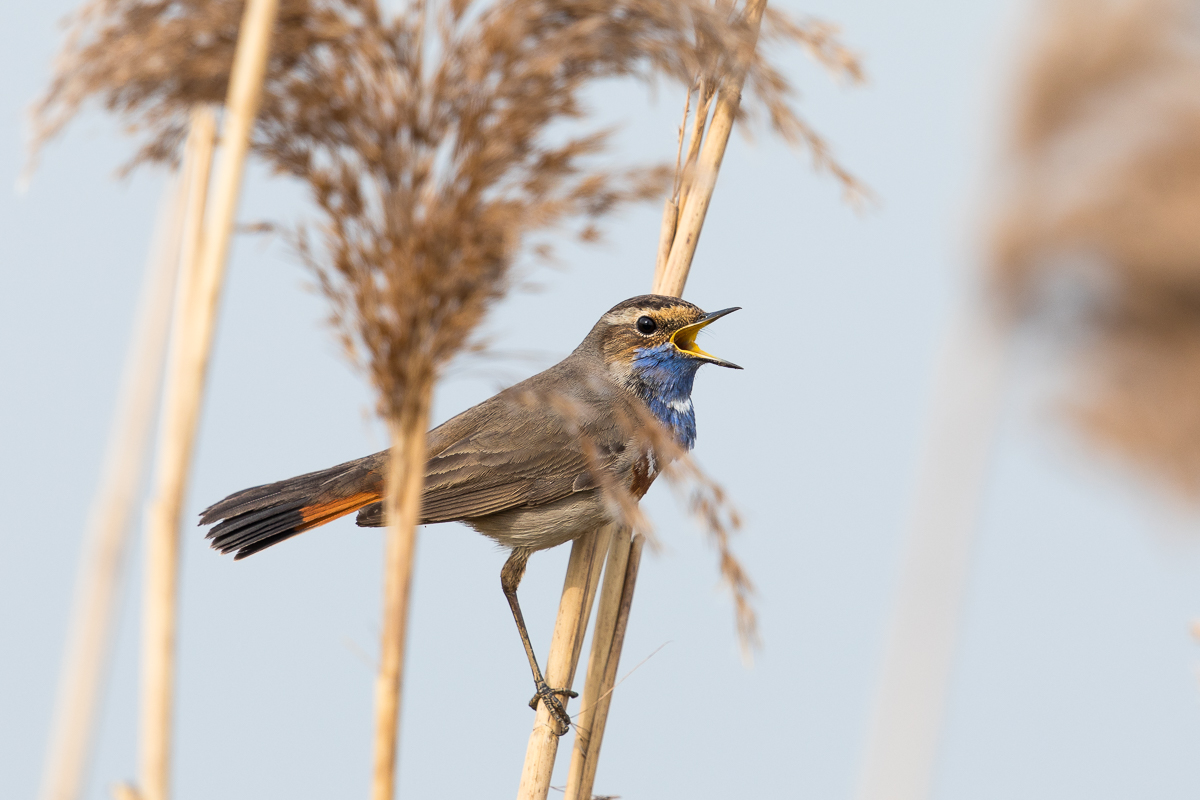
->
[630,343,702,449]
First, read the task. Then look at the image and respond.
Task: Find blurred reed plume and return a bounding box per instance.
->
[992,0,1200,494]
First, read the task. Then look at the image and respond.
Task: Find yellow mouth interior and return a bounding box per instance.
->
[670,320,720,361]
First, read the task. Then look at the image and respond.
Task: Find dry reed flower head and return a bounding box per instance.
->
[35,0,861,418]
[991,0,1200,494]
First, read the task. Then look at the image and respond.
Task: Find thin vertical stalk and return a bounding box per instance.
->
[674,82,713,222]
[138,2,278,798]
[653,91,693,286]
[563,526,632,800]
[854,311,1009,800]
[37,147,193,800]
[659,0,767,295]
[564,3,769,794]
[568,526,614,674]
[515,525,612,800]
[136,107,218,800]
[654,198,679,286]
[174,108,218,313]
[564,534,644,800]
[371,399,432,800]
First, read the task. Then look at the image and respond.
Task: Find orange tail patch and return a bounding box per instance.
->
[297,492,381,531]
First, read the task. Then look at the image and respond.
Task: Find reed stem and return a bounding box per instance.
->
[37,140,193,800]
[515,525,612,800]
[135,107,217,800]
[654,199,679,287]
[371,400,432,800]
[138,1,278,796]
[659,0,767,296]
[564,533,644,800]
[854,312,1008,800]
[674,82,712,223]
[562,526,633,800]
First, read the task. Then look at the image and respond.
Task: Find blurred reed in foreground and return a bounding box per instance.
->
[37,165,188,800]
[992,0,1200,494]
[860,6,1200,800]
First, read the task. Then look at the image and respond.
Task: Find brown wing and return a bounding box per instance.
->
[418,400,608,522]
[372,363,636,526]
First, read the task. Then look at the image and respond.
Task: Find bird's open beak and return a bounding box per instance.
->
[670,306,742,369]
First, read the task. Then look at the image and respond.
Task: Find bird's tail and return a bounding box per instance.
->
[200,452,386,559]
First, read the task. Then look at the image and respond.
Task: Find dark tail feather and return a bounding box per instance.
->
[201,453,385,559]
[356,502,384,527]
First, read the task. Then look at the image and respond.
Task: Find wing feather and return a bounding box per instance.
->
[413,368,630,523]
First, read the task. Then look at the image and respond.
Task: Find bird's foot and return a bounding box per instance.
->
[528,681,577,734]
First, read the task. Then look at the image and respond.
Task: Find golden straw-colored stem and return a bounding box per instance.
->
[671,87,692,197]
[515,525,612,800]
[653,198,678,287]
[136,107,218,800]
[565,534,644,800]
[371,401,432,800]
[655,87,692,286]
[174,108,217,312]
[138,0,278,796]
[675,81,712,220]
[569,525,613,671]
[37,140,195,800]
[660,0,767,296]
[563,526,632,800]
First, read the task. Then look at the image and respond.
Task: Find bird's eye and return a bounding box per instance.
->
[636,316,657,335]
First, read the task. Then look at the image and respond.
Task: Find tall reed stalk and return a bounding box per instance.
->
[516,526,613,800]
[135,106,218,800]
[567,532,644,799]
[853,312,1008,800]
[139,4,278,798]
[563,524,632,797]
[371,403,431,800]
[37,153,190,800]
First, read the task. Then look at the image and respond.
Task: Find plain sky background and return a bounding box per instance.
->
[6,1,1200,798]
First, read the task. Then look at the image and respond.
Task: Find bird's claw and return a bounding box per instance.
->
[529,681,576,734]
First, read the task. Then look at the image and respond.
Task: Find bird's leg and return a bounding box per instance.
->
[501,548,577,735]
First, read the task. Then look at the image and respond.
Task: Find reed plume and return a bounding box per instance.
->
[992,0,1200,495]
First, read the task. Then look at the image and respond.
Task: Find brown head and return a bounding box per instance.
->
[576,294,741,395]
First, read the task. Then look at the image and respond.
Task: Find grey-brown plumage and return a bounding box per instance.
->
[200,294,740,732]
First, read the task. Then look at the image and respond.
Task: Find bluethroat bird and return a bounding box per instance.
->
[200,295,740,733]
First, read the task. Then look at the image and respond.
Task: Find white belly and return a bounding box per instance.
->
[466,490,611,551]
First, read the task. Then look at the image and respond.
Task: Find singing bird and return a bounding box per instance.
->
[200,294,740,732]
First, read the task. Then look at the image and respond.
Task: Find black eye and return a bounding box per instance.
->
[636,316,657,335]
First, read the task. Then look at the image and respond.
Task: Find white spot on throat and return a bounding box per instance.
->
[667,397,693,413]
[646,451,659,475]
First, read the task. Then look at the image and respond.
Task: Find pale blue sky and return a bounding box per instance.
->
[5,1,1200,798]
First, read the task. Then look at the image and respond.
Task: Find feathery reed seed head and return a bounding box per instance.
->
[991,0,1200,494]
[35,0,861,420]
